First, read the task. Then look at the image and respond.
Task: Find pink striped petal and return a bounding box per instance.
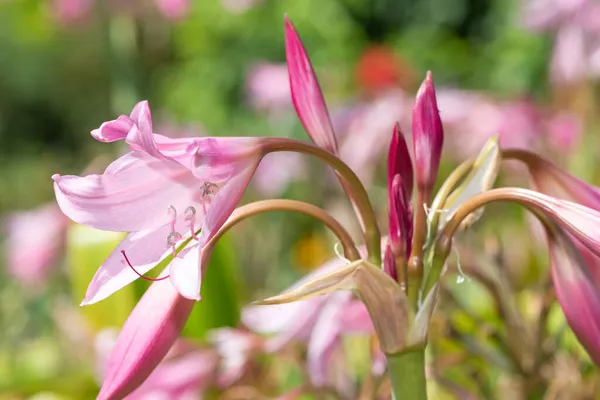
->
[285,16,338,154]
[547,228,600,365]
[82,219,191,306]
[387,123,413,199]
[307,292,351,386]
[97,277,195,400]
[53,152,201,232]
[91,115,133,143]
[170,242,202,301]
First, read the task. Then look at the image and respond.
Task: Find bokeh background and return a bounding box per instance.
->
[1,0,600,398]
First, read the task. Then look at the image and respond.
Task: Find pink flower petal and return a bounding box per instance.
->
[339,300,374,334]
[53,152,202,232]
[98,277,195,400]
[548,228,600,365]
[170,242,202,301]
[82,218,191,305]
[91,115,134,143]
[196,163,258,245]
[285,16,338,154]
[307,292,351,386]
[154,0,190,20]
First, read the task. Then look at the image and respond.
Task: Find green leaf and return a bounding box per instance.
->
[66,225,135,330]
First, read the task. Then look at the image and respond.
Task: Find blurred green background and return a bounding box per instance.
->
[1,0,600,398]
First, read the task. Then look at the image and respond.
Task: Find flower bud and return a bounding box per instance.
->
[412,72,443,196]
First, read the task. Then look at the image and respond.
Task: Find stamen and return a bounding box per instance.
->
[452,246,470,284]
[200,182,219,214]
[167,231,183,257]
[168,205,177,232]
[121,250,169,281]
[333,242,351,264]
[185,206,199,240]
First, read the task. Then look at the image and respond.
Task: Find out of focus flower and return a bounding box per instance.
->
[437,89,582,159]
[521,0,600,84]
[50,0,190,25]
[4,204,68,288]
[54,101,262,303]
[243,258,375,395]
[355,46,404,94]
[208,328,262,387]
[246,63,291,113]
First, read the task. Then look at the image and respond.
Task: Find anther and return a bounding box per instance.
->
[200,182,219,214]
[121,250,169,282]
[167,231,183,256]
[185,206,199,240]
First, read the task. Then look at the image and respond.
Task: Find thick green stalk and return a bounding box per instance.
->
[387,349,428,400]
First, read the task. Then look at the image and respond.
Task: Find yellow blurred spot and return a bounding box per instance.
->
[292,233,329,272]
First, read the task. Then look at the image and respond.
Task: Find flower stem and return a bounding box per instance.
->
[203,199,361,263]
[262,138,381,265]
[386,349,428,400]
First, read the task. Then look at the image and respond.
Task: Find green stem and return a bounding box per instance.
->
[387,349,428,400]
[262,138,381,265]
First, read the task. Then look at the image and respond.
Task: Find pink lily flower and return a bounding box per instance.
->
[4,204,69,288]
[53,101,262,303]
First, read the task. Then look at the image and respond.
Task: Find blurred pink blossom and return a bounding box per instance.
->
[242,257,375,396]
[253,152,306,196]
[208,328,262,387]
[246,63,292,113]
[51,0,190,25]
[521,0,600,84]
[5,204,68,288]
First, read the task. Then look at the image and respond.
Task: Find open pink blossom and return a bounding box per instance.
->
[5,204,68,287]
[53,101,261,303]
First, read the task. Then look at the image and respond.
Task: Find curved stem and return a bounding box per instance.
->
[261,138,381,265]
[423,187,557,296]
[203,199,361,265]
[428,159,475,238]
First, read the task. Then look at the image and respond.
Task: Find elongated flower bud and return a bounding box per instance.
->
[285,16,338,154]
[412,72,443,197]
[97,276,195,400]
[387,123,414,200]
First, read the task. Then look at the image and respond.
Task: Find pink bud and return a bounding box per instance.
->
[285,16,338,154]
[97,276,195,400]
[383,245,398,281]
[388,174,413,258]
[387,123,414,200]
[412,72,443,192]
